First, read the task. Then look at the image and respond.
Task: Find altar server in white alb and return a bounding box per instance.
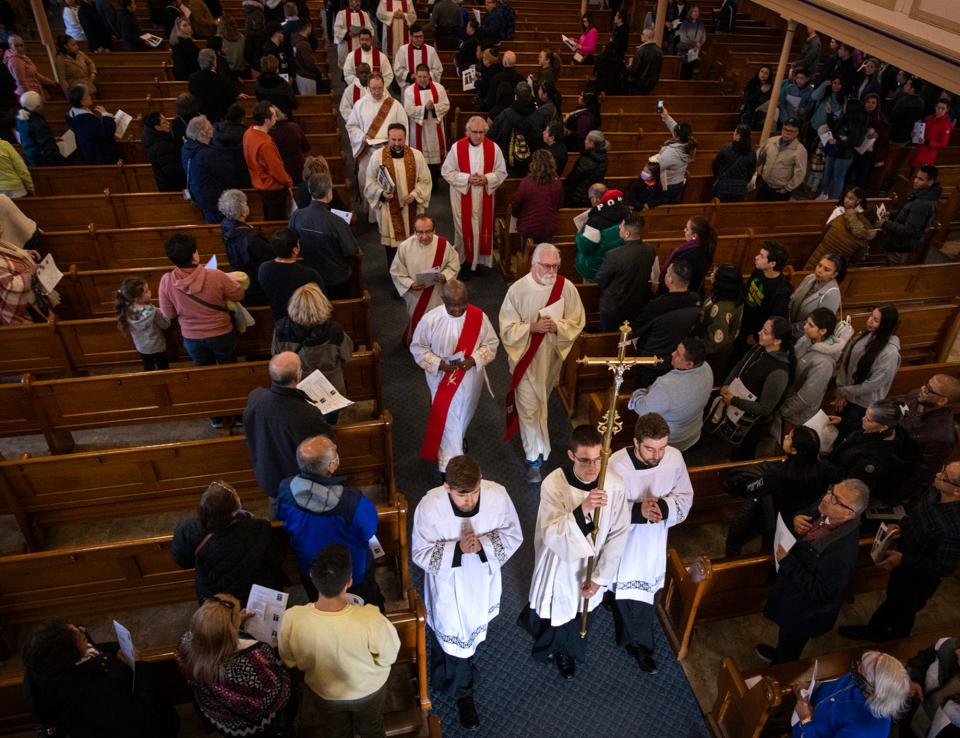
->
[499,243,585,482]
[441,116,507,272]
[518,425,629,680]
[346,75,407,206]
[412,455,522,730]
[393,24,443,91]
[403,65,450,180]
[333,0,374,66]
[410,280,498,473]
[376,0,417,58]
[608,412,693,674]
[342,28,395,88]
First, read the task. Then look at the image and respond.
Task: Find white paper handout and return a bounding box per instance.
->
[508,215,518,234]
[461,65,477,92]
[819,127,833,147]
[572,209,590,231]
[377,164,396,192]
[855,135,877,155]
[113,109,133,140]
[56,129,77,158]
[724,377,756,424]
[561,34,578,51]
[245,584,288,647]
[415,267,442,284]
[140,32,163,47]
[671,18,681,29]
[911,121,926,145]
[686,47,699,62]
[773,513,796,572]
[538,297,565,323]
[802,409,838,454]
[330,208,353,224]
[472,8,480,23]
[876,203,888,222]
[865,504,906,521]
[345,592,365,606]
[113,620,137,690]
[298,369,355,413]
[369,534,386,559]
[786,94,802,112]
[204,254,218,270]
[35,253,63,293]
[791,660,818,725]
[870,522,895,564]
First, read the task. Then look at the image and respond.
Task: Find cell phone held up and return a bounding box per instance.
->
[657,99,664,113]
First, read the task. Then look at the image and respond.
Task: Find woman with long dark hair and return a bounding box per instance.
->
[456,19,480,74]
[657,105,696,203]
[788,252,845,337]
[563,87,601,152]
[696,262,744,358]
[660,215,716,293]
[817,98,868,201]
[572,13,598,64]
[739,64,772,130]
[834,304,900,433]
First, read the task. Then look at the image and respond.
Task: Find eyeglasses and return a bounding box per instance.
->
[936,467,960,487]
[921,382,945,398]
[826,487,857,514]
[207,595,236,609]
[573,455,602,466]
[535,262,561,271]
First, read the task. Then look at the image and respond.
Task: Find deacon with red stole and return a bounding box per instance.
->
[441,116,508,273]
[376,0,417,58]
[333,0,374,66]
[499,243,585,483]
[403,65,450,167]
[410,280,498,474]
[347,74,407,211]
[339,62,371,121]
[342,28,395,88]
[393,24,443,91]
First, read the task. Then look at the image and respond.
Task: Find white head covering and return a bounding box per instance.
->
[19,91,42,112]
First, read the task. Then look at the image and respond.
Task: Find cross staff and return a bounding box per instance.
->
[578,321,660,638]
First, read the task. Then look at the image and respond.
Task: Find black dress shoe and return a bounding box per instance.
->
[755,643,777,663]
[555,652,576,679]
[632,651,658,674]
[838,625,876,641]
[457,696,480,729]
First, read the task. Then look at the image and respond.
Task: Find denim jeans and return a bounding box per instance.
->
[822,155,854,199]
[182,330,238,366]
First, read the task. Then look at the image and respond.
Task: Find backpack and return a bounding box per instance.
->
[508,126,530,167]
[502,3,515,40]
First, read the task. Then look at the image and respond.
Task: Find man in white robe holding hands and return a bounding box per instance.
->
[441,116,507,275]
[518,425,629,680]
[393,24,443,91]
[411,280,498,475]
[608,413,693,674]
[412,455,522,729]
[343,29,394,88]
[403,64,450,184]
[499,243,585,482]
[333,0,374,66]
[376,0,417,58]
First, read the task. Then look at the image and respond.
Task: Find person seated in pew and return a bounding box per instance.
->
[756,477,870,664]
[65,83,119,165]
[0,133,32,198]
[803,187,877,270]
[724,425,834,556]
[54,34,97,96]
[563,87,601,153]
[791,650,911,737]
[901,636,960,738]
[172,480,288,602]
[176,593,299,737]
[787,254,845,339]
[627,157,666,211]
[219,189,273,306]
[22,620,181,738]
[141,112,187,192]
[899,375,960,504]
[279,544,399,738]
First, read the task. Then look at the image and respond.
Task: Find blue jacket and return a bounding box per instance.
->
[777,80,813,125]
[275,471,378,584]
[792,673,890,738]
[65,108,119,165]
[16,111,65,166]
[181,139,231,223]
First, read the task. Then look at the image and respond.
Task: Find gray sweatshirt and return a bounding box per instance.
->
[835,332,901,409]
[779,320,853,425]
[628,362,714,451]
[125,303,171,355]
[788,274,841,336]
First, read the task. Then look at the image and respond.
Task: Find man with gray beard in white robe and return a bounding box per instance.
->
[607,412,693,674]
[518,425,630,680]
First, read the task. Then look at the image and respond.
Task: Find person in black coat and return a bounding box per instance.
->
[212,104,252,189]
[757,478,869,664]
[22,621,181,738]
[78,0,113,52]
[455,19,479,73]
[261,22,290,76]
[711,124,757,202]
[592,41,625,96]
[242,351,333,501]
[170,18,201,80]
[219,188,273,305]
[141,111,186,191]
[118,0,147,49]
[255,53,298,116]
[16,93,65,166]
[65,84,119,165]
[739,64,772,130]
[488,82,541,178]
[594,214,657,331]
[171,480,287,602]
[563,129,608,208]
[188,48,236,123]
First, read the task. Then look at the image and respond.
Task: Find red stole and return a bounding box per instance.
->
[353,47,381,73]
[456,137,495,266]
[404,236,448,345]
[419,304,484,461]
[504,276,566,442]
[385,0,410,53]
[344,10,367,52]
[406,43,427,81]
[412,83,446,157]
[352,82,363,103]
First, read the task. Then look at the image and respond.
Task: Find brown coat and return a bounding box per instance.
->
[804,209,873,270]
[56,51,97,95]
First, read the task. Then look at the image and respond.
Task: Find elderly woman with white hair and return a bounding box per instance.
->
[562,129,608,208]
[182,115,232,223]
[792,650,910,737]
[16,92,66,166]
[219,189,273,306]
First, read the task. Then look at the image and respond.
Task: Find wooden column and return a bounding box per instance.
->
[581,0,588,19]
[28,0,59,84]
[653,0,667,46]
[760,19,797,145]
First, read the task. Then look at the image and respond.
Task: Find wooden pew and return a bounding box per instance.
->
[0,411,398,550]
[0,350,384,454]
[705,657,781,738]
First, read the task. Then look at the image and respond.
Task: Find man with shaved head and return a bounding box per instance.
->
[276,435,384,608]
[899,374,960,503]
[243,352,333,505]
[441,116,508,276]
[410,279,499,478]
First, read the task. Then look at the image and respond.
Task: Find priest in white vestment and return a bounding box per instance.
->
[364,124,432,260]
[440,116,507,272]
[498,243,585,482]
[391,214,459,339]
[403,66,450,171]
[346,74,407,210]
[410,281,498,472]
[393,24,443,90]
[338,63,371,121]
[518,425,630,679]
[342,29,395,88]
[412,455,522,729]
[608,412,693,674]
[376,0,416,59]
[333,0,374,66]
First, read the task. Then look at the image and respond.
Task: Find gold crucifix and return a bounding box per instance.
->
[576,321,660,637]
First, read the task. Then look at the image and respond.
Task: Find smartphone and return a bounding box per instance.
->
[657,99,664,113]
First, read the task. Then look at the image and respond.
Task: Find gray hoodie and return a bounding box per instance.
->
[125,303,171,355]
[779,320,853,425]
[788,274,841,336]
[835,331,901,409]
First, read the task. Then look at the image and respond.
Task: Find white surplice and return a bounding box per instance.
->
[608,445,693,604]
[332,8,374,65]
[402,81,450,165]
[412,482,523,657]
[364,146,432,247]
[390,234,460,316]
[393,42,443,90]
[410,304,499,470]
[498,274,585,463]
[342,47,395,88]
[338,80,367,121]
[527,467,630,626]
[346,95,408,208]
[375,0,417,58]
[440,138,507,269]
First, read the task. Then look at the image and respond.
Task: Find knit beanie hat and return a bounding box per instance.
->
[598,189,623,205]
[20,91,42,112]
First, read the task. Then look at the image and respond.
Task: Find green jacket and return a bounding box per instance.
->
[575,222,622,281]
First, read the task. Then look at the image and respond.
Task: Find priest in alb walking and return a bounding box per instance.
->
[518,425,629,680]
[410,280,498,475]
[412,455,522,729]
[441,116,507,274]
[346,73,406,203]
[608,412,693,674]
[333,0,374,66]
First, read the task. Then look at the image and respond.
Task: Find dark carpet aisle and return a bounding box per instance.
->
[356,188,710,737]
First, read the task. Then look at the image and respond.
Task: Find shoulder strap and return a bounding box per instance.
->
[177,286,230,314]
[194,531,214,556]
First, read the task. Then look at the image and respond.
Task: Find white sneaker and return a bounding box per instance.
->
[815,193,831,202]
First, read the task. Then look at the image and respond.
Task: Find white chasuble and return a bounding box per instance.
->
[608,445,693,604]
[412,483,522,657]
[362,145,431,246]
